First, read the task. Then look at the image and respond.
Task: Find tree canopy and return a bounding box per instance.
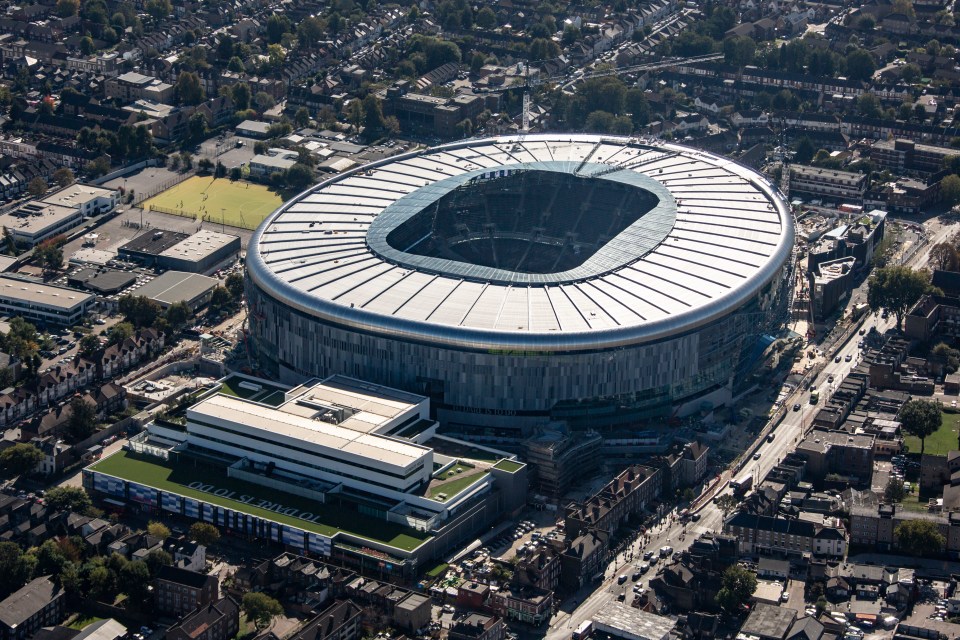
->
[0,443,43,476]
[896,518,945,557]
[867,266,930,329]
[242,592,283,628]
[899,399,942,455]
[44,486,93,514]
[716,564,757,611]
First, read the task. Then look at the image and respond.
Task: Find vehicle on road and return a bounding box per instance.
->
[793,403,801,411]
[618,574,628,584]
[572,621,593,640]
[834,355,842,362]
[753,452,761,460]
[660,546,673,557]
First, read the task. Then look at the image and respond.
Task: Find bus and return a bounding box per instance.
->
[572,621,593,640]
[730,475,753,497]
[810,390,820,405]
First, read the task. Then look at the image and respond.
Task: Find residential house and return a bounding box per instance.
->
[165,597,239,640]
[154,566,219,617]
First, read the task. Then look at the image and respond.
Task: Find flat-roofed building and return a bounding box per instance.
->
[0,202,82,247]
[249,149,298,179]
[118,230,190,266]
[156,230,241,275]
[41,184,117,216]
[789,165,866,204]
[0,276,96,326]
[134,271,219,310]
[105,71,174,103]
[591,601,674,640]
[186,393,433,493]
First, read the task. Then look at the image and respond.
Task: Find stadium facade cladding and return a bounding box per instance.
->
[246,134,795,436]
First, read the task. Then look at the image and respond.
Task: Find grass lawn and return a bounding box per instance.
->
[899,492,931,513]
[68,616,104,630]
[89,450,429,552]
[218,375,287,406]
[142,176,282,230]
[493,459,524,472]
[428,470,488,500]
[904,411,960,457]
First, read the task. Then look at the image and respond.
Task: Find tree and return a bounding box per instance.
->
[118,295,161,328]
[845,48,876,82]
[476,6,497,29]
[242,592,283,628]
[899,399,942,455]
[715,494,739,517]
[884,476,906,502]
[119,559,151,603]
[28,177,48,198]
[44,486,93,514]
[67,396,98,442]
[724,36,756,67]
[0,443,43,476]
[55,0,79,17]
[266,14,292,44]
[794,136,815,164]
[297,17,324,47]
[529,38,560,61]
[225,273,245,299]
[79,35,94,56]
[52,168,74,187]
[294,107,310,128]
[187,112,208,143]
[867,266,930,329]
[858,93,881,119]
[285,163,313,190]
[35,239,64,272]
[0,542,34,599]
[107,322,134,346]
[930,242,959,271]
[175,71,204,106]
[144,549,172,574]
[144,0,171,21]
[189,522,221,546]
[942,175,960,206]
[253,91,275,114]
[165,301,193,330]
[896,519,945,557]
[932,342,960,373]
[716,565,757,611]
[79,334,101,358]
[147,521,171,539]
[209,286,233,313]
[562,24,581,46]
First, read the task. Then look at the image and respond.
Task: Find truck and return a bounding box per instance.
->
[730,474,753,497]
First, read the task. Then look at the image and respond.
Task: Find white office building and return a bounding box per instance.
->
[0,276,96,325]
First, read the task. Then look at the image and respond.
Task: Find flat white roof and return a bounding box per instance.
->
[247,135,793,348]
[0,202,78,236]
[189,394,429,469]
[158,229,239,261]
[41,184,115,209]
[0,276,94,309]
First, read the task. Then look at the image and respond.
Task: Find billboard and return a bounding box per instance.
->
[161,492,182,514]
[93,473,126,497]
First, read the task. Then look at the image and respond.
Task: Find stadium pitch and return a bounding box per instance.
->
[141,175,282,230]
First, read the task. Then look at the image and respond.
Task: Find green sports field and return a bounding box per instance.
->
[142,176,282,230]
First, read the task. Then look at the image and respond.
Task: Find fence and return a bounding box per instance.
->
[149,204,198,220]
[133,169,195,205]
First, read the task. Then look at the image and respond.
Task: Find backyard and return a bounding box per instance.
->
[904,410,960,457]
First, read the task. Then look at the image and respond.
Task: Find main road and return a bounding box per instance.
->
[541,217,954,640]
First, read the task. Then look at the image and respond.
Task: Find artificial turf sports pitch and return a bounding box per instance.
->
[141,176,282,230]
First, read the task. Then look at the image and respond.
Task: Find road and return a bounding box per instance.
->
[541,218,954,640]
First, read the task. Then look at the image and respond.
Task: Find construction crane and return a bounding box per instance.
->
[480,52,725,132]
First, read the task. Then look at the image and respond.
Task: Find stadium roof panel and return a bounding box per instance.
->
[247,135,794,351]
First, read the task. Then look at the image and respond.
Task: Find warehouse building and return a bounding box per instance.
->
[67,268,138,295]
[134,271,218,310]
[118,230,190,266]
[118,230,239,274]
[0,276,96,326]
[156,230,240,275]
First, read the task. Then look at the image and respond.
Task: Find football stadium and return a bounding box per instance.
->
[245,134,796,436]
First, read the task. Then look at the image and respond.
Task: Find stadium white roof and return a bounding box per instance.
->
[247,134,794,351]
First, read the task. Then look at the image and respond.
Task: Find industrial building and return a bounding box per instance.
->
[41,183,117,216]
[155,229,241,275]
[84,375,528,579]
[246,134,795,437]
[118,229,239,274]
[0,275,96,326]
[67,268,138,295]
[134,271,218,310]
[118,230,190,265]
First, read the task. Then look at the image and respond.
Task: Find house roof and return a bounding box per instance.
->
[0,576,62,628]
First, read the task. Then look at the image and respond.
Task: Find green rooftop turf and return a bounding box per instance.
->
[217,376,287,406]
[89,450,429,552]
[428,470,488,500]
[493,459,524,472]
